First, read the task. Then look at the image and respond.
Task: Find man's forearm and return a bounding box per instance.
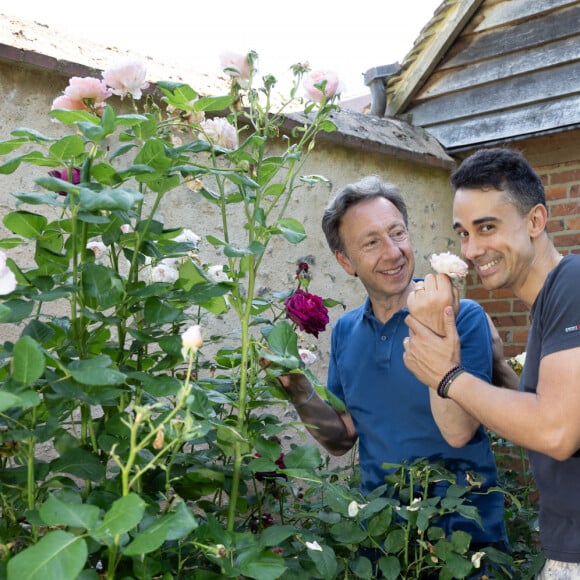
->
[280,373,357,455]
[293,396,357,455]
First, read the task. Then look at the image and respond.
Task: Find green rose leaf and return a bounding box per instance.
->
[330,520,367,544]
[276,217,306,244]
[265,320,300,358]
[283,444,321,470]
[3,211,47,238]
[122,502,197,556]
[40,494,100,530]
[67,355,126,386]
[50,448,106,481]
[307,544,337,579]
[240,553,287,580]
[258,524,296,548]
[11,335,46,385]
[48,135,85,160]
[81,264,125,310]
[91,493,146,540]
[79,186,143,211]
[0,391,23,412]
[6,530,87,580]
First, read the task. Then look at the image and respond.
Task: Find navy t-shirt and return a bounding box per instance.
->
[328,294,507,544]
[522,254,580,562]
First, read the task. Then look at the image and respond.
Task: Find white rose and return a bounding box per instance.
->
[299,348,317,366]
[429,252,468,278]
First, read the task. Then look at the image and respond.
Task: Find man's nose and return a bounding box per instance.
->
[461,237,483,261]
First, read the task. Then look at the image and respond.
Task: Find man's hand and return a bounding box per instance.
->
[407,273,459,337]
[486,313,520,389]
[403,305,462,390]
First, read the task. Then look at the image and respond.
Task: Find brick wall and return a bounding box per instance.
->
[465,158,580,358]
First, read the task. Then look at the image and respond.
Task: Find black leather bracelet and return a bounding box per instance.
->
[437,365,465,398]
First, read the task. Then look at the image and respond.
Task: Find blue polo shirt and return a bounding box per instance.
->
[328,295,507,544]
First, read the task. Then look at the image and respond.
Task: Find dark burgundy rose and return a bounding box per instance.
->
[285,289,329,338]
[295,260,311,283]
[48,167,81,195]
[255,452,287,481]
[295,261,309,275]
[249,512,274,533]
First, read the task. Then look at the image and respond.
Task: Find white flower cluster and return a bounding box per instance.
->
[86,227,205,285]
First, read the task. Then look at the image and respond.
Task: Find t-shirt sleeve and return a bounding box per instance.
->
[537,258,580,357]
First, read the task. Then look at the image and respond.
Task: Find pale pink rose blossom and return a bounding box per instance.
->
[0,251,17,295]
[298,348,317,366]
[51,95,88,111]
[138,256,153,283]
[172,229,201,245]
[207,264,230,283]
[151,264,179,284]
[302,70,341,102]
[181,324,203,359]
[219,51,252,87]
[471,552,485,569]
[347,500,367,518]
[120,224,133,234]
[62,77,112,110]
[305,541,323,552]
[200,118,238,150]
[86,241,109,266]
[103,60,150,100]
[429,252,469,279]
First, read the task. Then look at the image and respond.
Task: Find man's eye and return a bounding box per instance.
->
[457,230,468,239]
[390,230,407,241]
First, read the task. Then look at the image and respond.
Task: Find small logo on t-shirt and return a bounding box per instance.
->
[564,324,580,333]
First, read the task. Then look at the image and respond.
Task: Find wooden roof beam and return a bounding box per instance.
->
[388,0,484,115]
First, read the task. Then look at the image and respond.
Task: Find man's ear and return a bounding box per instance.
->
[335,250,356,276]
[528,204,548,238]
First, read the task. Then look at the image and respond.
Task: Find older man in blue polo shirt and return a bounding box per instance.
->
[276,175,509,576]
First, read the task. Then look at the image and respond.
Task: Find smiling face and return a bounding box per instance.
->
[453,186,540,294]
[335,196,414,306]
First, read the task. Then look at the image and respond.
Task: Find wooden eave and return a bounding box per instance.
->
[387,0,484,116]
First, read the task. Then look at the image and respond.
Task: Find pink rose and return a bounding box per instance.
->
[200,118,238,150]
[285,289,329,338]
[103,60,150,100]
[63,77,112,111]
[219,51,252,87]
[302,70,341,103]
[429,252,469,279]
[51,95,88,111]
